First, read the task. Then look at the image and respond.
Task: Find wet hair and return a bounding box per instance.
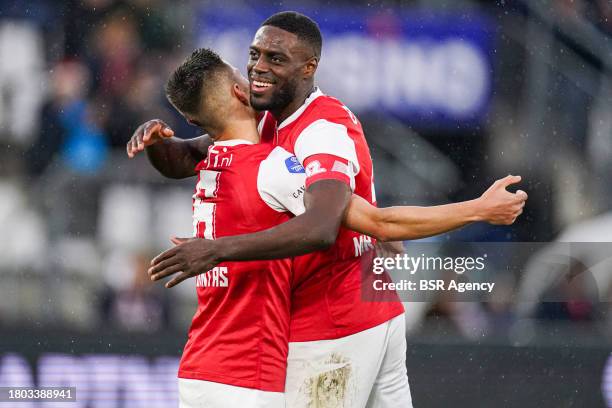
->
[261,11,322,58]
[165,48,228,115]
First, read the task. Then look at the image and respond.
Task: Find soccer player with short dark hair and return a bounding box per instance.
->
[164,48,297,407]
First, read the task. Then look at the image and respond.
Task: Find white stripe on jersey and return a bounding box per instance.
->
[257,112,269,134]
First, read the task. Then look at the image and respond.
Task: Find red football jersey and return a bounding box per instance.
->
[179,140,299,392]
[259,89,405,342]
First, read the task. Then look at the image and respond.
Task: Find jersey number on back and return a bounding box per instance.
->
[193,170,220,239]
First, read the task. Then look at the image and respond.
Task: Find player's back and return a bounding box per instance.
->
[179,141,292,392]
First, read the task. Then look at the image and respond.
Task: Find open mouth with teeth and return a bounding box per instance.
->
[251,79,275,94]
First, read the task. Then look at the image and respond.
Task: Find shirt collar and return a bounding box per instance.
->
[277,87,324,130]
[213,139,255,146]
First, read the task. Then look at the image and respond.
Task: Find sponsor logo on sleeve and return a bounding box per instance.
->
[285,156,306,174]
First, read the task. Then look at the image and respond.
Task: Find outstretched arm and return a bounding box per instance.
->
[344,175,528,241]
[127,119,212,179]
[148,179,351,287]
[345,196,480,242]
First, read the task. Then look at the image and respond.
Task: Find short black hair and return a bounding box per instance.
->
[165,48,227,114]
[261,11,322,58]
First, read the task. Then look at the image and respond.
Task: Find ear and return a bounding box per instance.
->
[303,57,319,78]
[233,83,250,106]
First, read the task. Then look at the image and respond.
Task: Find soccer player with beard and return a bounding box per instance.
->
[131,12,527,407]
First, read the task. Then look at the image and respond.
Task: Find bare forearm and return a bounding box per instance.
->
[216,211,337,261]
[217,180,350,262]
[345,175,528,241]
[146,135,211,179]
[376,200,483,241]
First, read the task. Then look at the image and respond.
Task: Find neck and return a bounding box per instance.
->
[212,115,259,144]
[272,84,316,124]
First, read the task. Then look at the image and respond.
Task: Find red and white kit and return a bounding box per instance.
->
[179,140,305,408]
[259,89,413,408]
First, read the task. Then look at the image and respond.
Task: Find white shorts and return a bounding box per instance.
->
[178,378,284,408]
[285,313,413,408]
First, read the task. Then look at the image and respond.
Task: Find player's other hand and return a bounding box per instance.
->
[126,119,175,158]
[477,175,528,225]
[148,236,221,288]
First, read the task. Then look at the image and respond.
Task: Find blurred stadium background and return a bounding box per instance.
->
[0,0,610,406]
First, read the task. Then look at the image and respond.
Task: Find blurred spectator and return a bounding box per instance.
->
[424,270,490,340]
[127,0,183,51]
[92,9,141,96]
[533,258,598,321]
[515,212,612,324]
[590,0,612,35]
[63,0,125,60]
[27,59,109,174]
[100,251,172,332]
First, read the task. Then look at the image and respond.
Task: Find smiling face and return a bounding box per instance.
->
[247,25,318,116]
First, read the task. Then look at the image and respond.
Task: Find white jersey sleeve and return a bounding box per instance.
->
[293,119,360,176]
[257,147,307,216]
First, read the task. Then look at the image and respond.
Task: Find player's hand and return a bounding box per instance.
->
[148,237,221,288]
[477,175,528,225]
[126,119,175,158]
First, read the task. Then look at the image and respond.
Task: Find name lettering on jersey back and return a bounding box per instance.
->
[195,266,229,288]
[353,234,374,257]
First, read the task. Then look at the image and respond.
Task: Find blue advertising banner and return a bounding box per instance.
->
[195,4,495,129]
[0,341,608,407]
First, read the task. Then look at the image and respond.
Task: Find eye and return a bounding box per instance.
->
[271,55,283,64]
[249,50,258,59]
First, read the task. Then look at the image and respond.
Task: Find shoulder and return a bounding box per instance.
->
[234,143,275,159]
[296,94,360,142]
[257,147,306,215]
[259,146,304,176]
[308,95,359,127]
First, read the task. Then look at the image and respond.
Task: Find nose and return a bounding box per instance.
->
[250,56,269,75]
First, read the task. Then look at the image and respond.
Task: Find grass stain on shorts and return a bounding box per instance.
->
[304,353,353,408]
